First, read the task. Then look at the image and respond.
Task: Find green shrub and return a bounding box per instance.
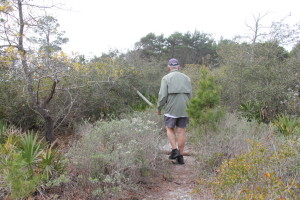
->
[0,128,66,199]
[40,145,66,180]
[0,120,8,144]
[20,132,45,176]
[273,114,300,136]
[67,110,164,199]
[4,152,44,199]
[187,67,224,128]
[238,100,261,122]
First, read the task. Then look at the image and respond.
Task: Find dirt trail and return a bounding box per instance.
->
[141,145,200,200]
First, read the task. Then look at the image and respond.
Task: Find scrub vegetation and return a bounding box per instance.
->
[64,111,164,199]
[191,113,300,199]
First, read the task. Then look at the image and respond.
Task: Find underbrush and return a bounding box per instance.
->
[0,122,66,199]
[191,113,300,199]
[190,113,271,175]
[66,110,165,199]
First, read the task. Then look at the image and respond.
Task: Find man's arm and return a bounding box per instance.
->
[187,78,192,100]
[157,78,168,114]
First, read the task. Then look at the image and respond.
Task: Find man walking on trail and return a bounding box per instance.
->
[157,58,192,164]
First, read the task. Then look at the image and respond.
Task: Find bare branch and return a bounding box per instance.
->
[55,80,114,91]
[23,2,62,10]
[33,69,66,80]
[54,90,76,131]
[36,79,41,105]
[245,12,270,44]
[42,79,58,108]
[0,45,18,48]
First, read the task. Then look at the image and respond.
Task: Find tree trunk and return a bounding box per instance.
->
[43,114,56,143]
[17,0,56,143]
[36,107,56,143]
[37,80,58,143]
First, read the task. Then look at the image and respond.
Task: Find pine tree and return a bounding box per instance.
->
[187,67,224,127]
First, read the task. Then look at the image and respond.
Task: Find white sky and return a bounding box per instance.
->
[52,0,300,57]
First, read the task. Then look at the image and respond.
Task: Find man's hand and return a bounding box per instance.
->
[156,110,161,115]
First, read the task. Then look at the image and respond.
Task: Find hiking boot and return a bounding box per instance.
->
[177,155,184,164]
[169,149,180,160]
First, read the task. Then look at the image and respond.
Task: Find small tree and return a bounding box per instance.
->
[30,15,69,55]
[0,1,73,142]
[187,67,224,129]
[215,17,300,117]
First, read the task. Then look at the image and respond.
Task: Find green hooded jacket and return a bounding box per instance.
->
[157,70,192,117]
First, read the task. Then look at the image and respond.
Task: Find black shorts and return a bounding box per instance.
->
[164,116,189,128]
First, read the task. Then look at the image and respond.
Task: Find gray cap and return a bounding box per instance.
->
[168,58,180,67]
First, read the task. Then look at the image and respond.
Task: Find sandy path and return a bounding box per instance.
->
[141,145,200,200]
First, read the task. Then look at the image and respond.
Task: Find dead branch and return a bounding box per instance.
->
[42,79,58,108]
[53,90,77,131]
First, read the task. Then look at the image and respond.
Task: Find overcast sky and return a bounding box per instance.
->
[52,0,300,57]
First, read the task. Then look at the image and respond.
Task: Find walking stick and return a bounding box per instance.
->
[133,87,154,107]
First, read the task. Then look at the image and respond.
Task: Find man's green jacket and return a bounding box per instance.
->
[157,70,192,117]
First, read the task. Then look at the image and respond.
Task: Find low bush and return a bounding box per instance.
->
[67,110,165,199]
[238,100,262,122]
[195,140,300,199]
[273,114,300,136]
[0,128,66,199]
[190,113,270,173]
[191,113,300,199]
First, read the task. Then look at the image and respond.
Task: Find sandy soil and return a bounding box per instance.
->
[140,145,201,200]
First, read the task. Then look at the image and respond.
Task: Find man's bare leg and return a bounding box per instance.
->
[177,127,186,154]
[166,127,177,150]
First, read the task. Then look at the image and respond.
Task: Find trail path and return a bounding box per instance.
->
[141,144,200,200]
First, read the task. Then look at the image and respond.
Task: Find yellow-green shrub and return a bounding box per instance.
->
[195,140,300,199]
